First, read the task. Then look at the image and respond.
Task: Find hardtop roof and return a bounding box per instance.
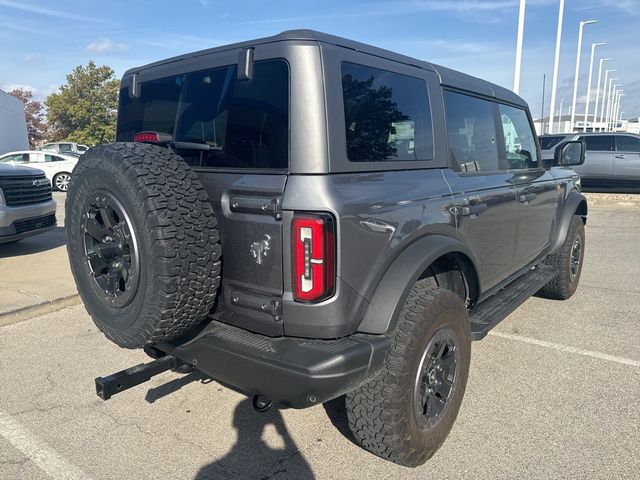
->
[124,29,526,107]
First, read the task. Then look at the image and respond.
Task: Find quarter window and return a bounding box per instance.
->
[341,63,433,162]
[443,91,500,172]
[498,104,539,169]
[616,135,640,153]
[578,135,614,152]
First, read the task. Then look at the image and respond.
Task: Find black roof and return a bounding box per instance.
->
[125,29,526,107]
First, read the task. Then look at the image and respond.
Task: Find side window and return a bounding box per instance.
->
[58,143,72,153]
[443,90,500,172]
[578,135,614,151]
[341,62,433,162]
[498,104,539,169]
[616,136,640,153]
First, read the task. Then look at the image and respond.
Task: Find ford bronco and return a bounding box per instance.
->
[65,30,587,467]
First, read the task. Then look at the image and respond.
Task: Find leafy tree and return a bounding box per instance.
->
[45,61,119,145]
[9,88,46,148]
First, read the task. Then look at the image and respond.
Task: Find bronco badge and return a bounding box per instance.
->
[250,234,271,265]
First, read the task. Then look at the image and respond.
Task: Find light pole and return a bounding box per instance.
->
[570,19,597,132]
[604,77,618,133]
[558,98,564,132]
[600,69,615,131]
[593,58,611,131]
[612,91,624,131]
[607,84,620,132]
[548,0,565,134]
[513,0,527,94]
[583,42,605,131]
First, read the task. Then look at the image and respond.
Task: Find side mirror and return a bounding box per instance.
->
[554,140,585,167]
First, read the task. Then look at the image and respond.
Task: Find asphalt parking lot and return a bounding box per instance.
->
[0,196,639,480]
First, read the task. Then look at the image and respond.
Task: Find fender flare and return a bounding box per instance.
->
[357,235,479,334]
[549,191,587,253]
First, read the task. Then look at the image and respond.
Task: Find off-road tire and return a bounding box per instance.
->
[65,142,221,348]
[345,283,471,467]
[537,215,585,300]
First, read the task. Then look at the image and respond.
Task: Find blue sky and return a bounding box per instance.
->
[1,0,638,119]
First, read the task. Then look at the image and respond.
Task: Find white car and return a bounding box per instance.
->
[0,150,78,191]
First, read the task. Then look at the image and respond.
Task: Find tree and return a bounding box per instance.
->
[45,61,119,145]
[9,88,46,148]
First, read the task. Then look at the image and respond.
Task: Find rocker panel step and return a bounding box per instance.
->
[469,264,558,341]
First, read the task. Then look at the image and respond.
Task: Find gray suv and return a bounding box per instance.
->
[65,30,587,467]
[540,132,640,190]
[0,163,57,244]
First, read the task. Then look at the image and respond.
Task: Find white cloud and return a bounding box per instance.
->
[85,38,130,54]
[24,53,44,63]
[0,0,108,23]
[1,83,36,93]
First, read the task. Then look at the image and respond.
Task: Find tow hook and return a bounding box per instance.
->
[252,394,273,413]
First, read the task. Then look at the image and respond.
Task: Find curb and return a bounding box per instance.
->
[0,294,81,327]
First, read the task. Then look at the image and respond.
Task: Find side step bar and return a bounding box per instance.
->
[469,264,558,341]
[95,355,182,400]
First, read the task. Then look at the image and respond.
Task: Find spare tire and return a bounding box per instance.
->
[65,142,221,348]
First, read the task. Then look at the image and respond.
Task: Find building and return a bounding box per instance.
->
[0,89,29,155]
[534,114,632,136]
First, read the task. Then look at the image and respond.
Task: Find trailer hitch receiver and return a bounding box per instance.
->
[95,355,182,400]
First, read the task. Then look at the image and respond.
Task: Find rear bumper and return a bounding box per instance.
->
[164,320,389,408]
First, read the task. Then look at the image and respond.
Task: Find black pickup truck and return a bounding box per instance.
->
[65,30,587,467]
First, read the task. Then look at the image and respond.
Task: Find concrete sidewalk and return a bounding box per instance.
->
[0,192,79,325]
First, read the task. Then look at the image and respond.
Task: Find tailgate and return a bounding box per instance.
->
[197,172,287,336]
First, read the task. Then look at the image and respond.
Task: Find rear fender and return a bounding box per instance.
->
[357,235,478,334]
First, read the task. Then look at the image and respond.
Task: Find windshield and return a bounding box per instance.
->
[117,59,289,170]
[539,135,566,150]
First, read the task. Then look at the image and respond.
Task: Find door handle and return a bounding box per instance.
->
[518,193,537,203]
[615,154,625,159]
[461,203,488,216]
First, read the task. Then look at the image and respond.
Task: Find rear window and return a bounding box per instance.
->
[539,135,566,150]
[117,59,289,169]
[341,62,433,162]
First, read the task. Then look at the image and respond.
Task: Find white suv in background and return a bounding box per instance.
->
[40,142,89,156]
[0,151,78,191]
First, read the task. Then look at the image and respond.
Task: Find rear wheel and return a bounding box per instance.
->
[65,142,221,348]
[537,215,585,300]
[345,283,471,467]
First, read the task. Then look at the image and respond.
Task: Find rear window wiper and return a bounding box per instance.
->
[171,141,222,151]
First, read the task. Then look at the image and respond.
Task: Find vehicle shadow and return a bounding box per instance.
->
[0,226,66,257]
[144,371,212,403]
[194,398,315,480]
[322,395,360,448]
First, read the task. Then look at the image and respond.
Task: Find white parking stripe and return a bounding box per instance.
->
[489,331,640,368]
[0,408,93,480]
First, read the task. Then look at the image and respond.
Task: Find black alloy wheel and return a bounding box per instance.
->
[81,190,139,308]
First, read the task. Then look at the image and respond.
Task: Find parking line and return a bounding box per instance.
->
[0,408,93,480]
[489,331,640,368]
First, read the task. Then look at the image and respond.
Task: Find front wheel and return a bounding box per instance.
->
[53,172,71,191]
[345,283,471,467]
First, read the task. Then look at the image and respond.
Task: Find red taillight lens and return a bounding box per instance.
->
[133,131,160,143]
[292,213,335,302]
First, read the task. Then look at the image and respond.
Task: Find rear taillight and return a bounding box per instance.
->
[292,213,335,302]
